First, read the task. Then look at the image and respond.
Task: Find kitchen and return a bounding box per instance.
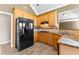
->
[0,4,79,55]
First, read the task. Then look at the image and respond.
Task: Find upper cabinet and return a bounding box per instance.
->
[37,10,57,28]
[13,8,37,27]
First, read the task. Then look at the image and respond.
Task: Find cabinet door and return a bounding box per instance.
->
[47,33,61,49]
[52,34,61,49]
[34,32,38,42]
[37,10,57,27]
[46,33,52,45]
[37,16,42,27]
[38,32,48,43]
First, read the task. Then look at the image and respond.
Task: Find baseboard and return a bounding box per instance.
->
[11,44,14,48]
[0,41,10,45]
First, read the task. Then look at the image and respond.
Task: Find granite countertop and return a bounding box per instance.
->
[34,28,61,35]
[58,37,79,48]
[34,28,79,48]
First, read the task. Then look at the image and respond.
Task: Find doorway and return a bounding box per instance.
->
[0,11,13,47]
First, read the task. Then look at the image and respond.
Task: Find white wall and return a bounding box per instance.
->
[58,4,79,21]
[0,13,11,45]
[58,8,79,20]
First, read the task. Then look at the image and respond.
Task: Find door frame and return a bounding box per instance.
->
[0,11,13,47]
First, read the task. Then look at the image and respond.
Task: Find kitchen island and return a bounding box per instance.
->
[58,35,79,55]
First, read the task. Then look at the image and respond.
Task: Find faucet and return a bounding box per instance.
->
[59,31,70,36]
[65,31,70,35]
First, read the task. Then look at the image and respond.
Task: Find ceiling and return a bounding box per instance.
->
[0,4,35,14]
[30,4,68,15]
[0,4,68,15]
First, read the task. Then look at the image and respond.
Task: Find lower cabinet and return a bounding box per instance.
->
[49,33,61,49]
[38,32,62,49]
[46,33,53,46]
[34,32,39,42]
[38,32,48,43]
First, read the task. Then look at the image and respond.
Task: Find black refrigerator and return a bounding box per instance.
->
[16,17,34,51]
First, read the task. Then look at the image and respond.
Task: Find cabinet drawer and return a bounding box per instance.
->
[52,34,61,39]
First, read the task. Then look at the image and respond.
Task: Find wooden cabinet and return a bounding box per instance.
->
[37,16,42,27]
[34,32,39,42]
[51,33,61,49]
[38,32,62,49]
[37,10,57,27]
[38,32,48,43]
[49,11,56,26]
[46,33,54,46]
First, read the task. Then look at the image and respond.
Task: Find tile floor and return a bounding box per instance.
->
[0,42,57,55]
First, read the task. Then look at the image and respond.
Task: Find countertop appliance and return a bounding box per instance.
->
[16,17,34,51]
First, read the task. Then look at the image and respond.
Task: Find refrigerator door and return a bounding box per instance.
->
[28,20,34,30]
[19,22,23,35]
[16,17,34,51]
[29,22,33,29]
